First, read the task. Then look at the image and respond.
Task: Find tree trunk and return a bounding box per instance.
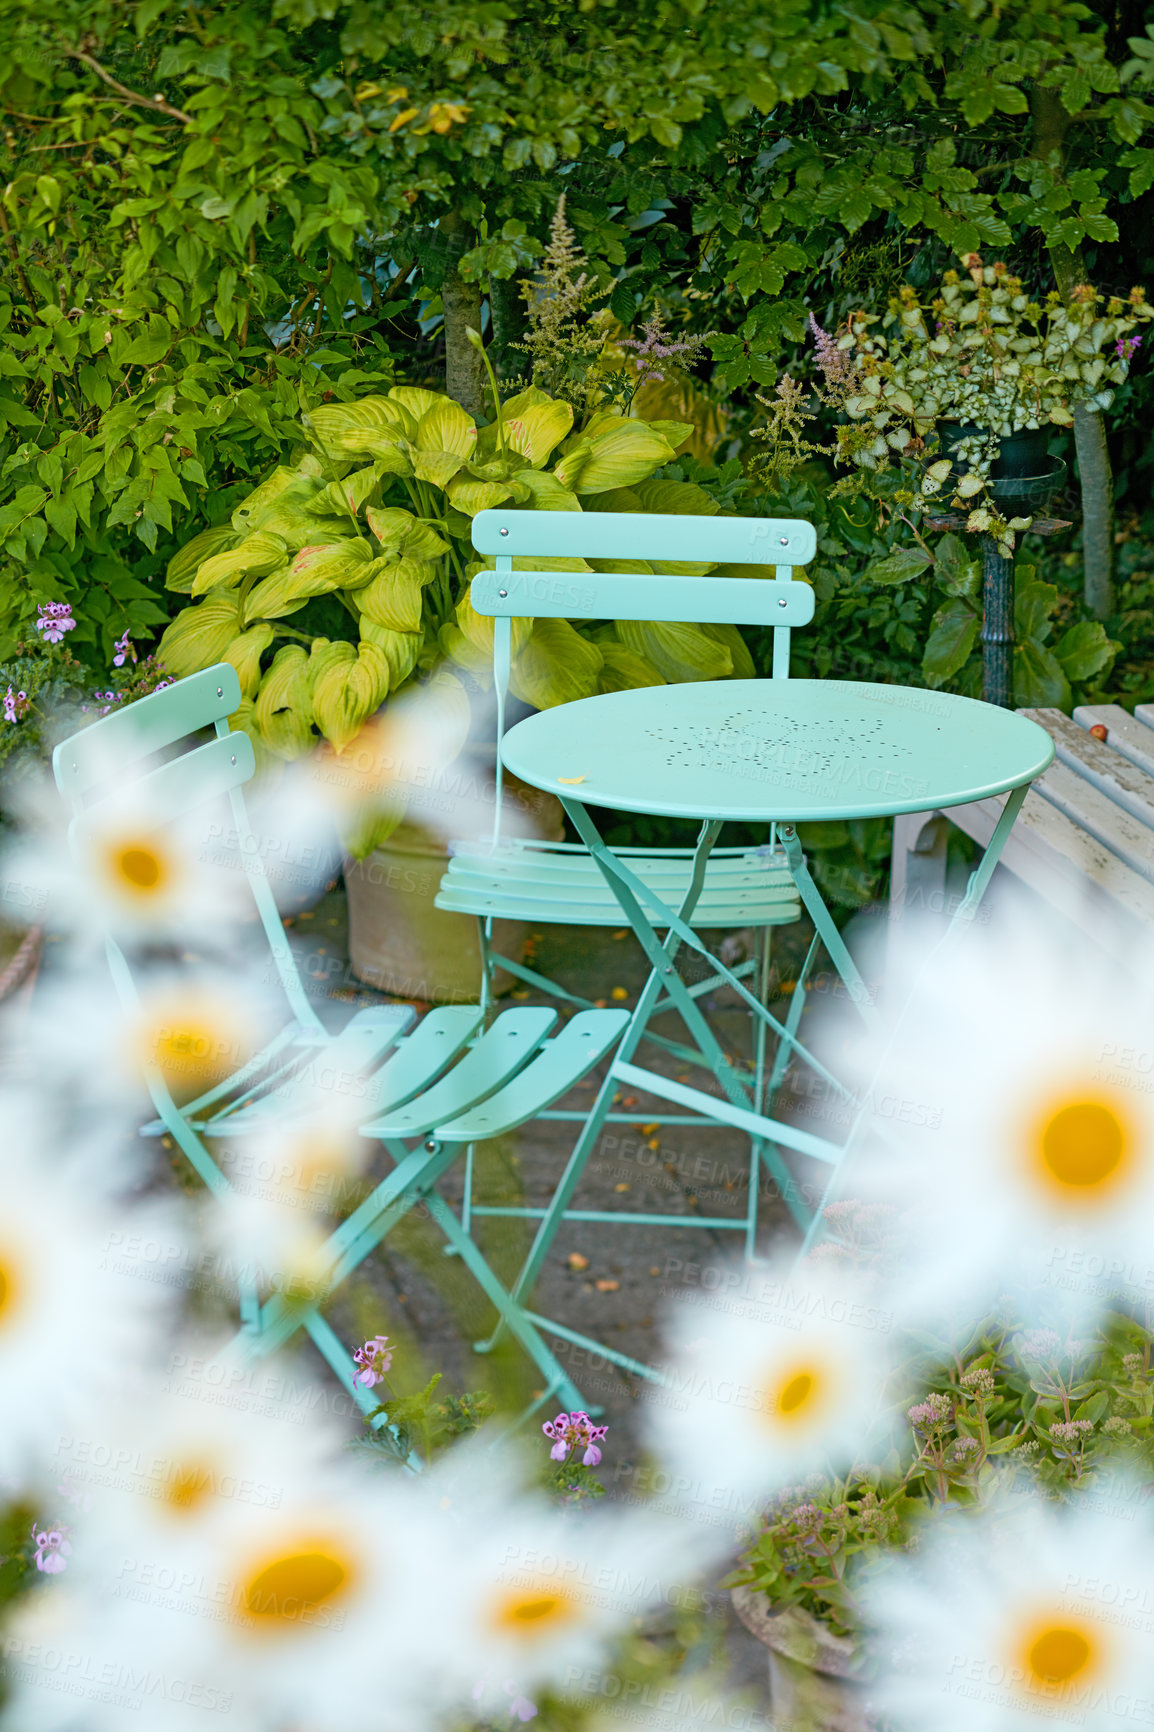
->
[1030,84,1115,619]
[439,212,490,421]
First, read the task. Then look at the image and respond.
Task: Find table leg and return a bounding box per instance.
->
[778,825,879,1025]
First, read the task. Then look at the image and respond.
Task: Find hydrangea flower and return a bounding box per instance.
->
[34,602,75,644]
[541,1410,608,1467]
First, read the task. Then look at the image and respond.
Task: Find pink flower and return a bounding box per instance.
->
[541,1409,608,1467]
[32,1524,72,1574]
[351,1334,393,1388]
[3,688,27,724]
[1115,334,1142,362]
[34,602,76,644]
[112,629,135,668]
[809,314,856,389]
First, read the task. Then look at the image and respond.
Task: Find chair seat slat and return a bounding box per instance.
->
[361,1007,556,1138]
[434,1011,630,1141]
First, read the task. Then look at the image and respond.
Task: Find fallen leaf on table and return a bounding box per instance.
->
[614,1182,630,1193]
[640,1122,659,1134]
[557,775,587,785]
[649,1266,660,1276]
[595,1279,620,1292]
[567,1253,590,1271]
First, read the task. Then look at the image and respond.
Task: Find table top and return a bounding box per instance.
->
[500,679,1056,823]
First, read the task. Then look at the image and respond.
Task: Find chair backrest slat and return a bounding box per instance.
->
[69,732,256,833]
[472,509,816,565]
[52,665,243,798]
[470,567,814,628]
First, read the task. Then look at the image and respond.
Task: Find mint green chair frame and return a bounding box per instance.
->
[52,664,629,1423]
[436,511,833,1321]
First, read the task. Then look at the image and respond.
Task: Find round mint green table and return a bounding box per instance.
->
[499,678,1055,824]
[494,677,1055,1279]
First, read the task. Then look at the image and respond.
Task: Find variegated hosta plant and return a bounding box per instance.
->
[158,384,747,854]
[815,255,1151,555]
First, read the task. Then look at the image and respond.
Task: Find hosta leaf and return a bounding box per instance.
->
[922,597,978,687]
[631,478,718,517]
[445,475,518,515]
[313,642,391,750]
[192,530,288,596]
[342,805,408,861]
[410,448,467,489]
[364,506,448,559]
[221,623,274,698]
[616,619,732,682]
[582,487,644,513]
[510,619,604,708]
[569,423,676,494]
[597,642,667,692]
[388,386,447,422]
[357,564,426,632]
[305,638,356,700]
[551,442,591,491]
[304,396,408,456]
[230,467,300,534]
[290,539,375,587]
[515,470,581,511]
[642,420,694,449]
[157,593,243,679]
[359,621,422,691]
[504,400,574,468]
[166,525,238,593]
[254,645,314,760]
[313,467,383,520]
[701,622,755,679]
[454,592,532,660]
[415,399,477,458]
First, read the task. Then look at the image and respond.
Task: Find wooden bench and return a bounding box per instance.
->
[890,703,1154,971]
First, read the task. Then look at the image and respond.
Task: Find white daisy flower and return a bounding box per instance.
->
[426,1489,710,1709]
[641,1256,895,1518]
[4,764,253,951]
[23,958,283,1116]
[846,909,1154,1334]
[865,1491,1154,1732]
[0,1143,179,1491]
[2,1443,455,1732]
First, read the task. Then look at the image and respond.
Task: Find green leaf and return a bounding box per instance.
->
[222,623,275,698]
[616,619,733,683]
[1013,641,1071,710]
[357,559,429,633]
[358,621,422,691]
[510,619,604,708]
[157,593,243,680]
[597,642,666,693]
[1014,581,1059,645]
[933,532,978,598]
[255,644,314,759]
[312,642,391,750]
[863,548,932,586]
[922,597,978,687]
[166,525,239,593]
[1053,620,1117,682]
[192,530,288,596]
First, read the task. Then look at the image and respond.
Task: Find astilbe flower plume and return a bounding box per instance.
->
[809,313,858,397]
[541,1410,608,1466]
[618,313,707,387]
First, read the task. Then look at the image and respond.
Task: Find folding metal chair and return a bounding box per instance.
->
[52,664,628,1420]
[436,512,818,1263]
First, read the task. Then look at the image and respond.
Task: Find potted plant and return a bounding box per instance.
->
[809,255,1151,556]
[727,1205,1154,1732]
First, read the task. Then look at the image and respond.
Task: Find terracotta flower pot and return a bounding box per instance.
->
[731,1587,874,1732]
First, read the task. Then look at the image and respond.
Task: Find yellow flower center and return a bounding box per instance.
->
[242,1542,354,1625]
[0,1255,15,1326]
[1016,1616,1099,1689]
[136,995,252,1105]
[491,1584,578,1638]
[763,1361,826,1427]
[112,842,166,893]
[1027,1090,1132,1200]
[164,1461,215,1514]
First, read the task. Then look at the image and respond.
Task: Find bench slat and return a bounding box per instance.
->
[1020,707,1154,838]
[1072,704,1154,781]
